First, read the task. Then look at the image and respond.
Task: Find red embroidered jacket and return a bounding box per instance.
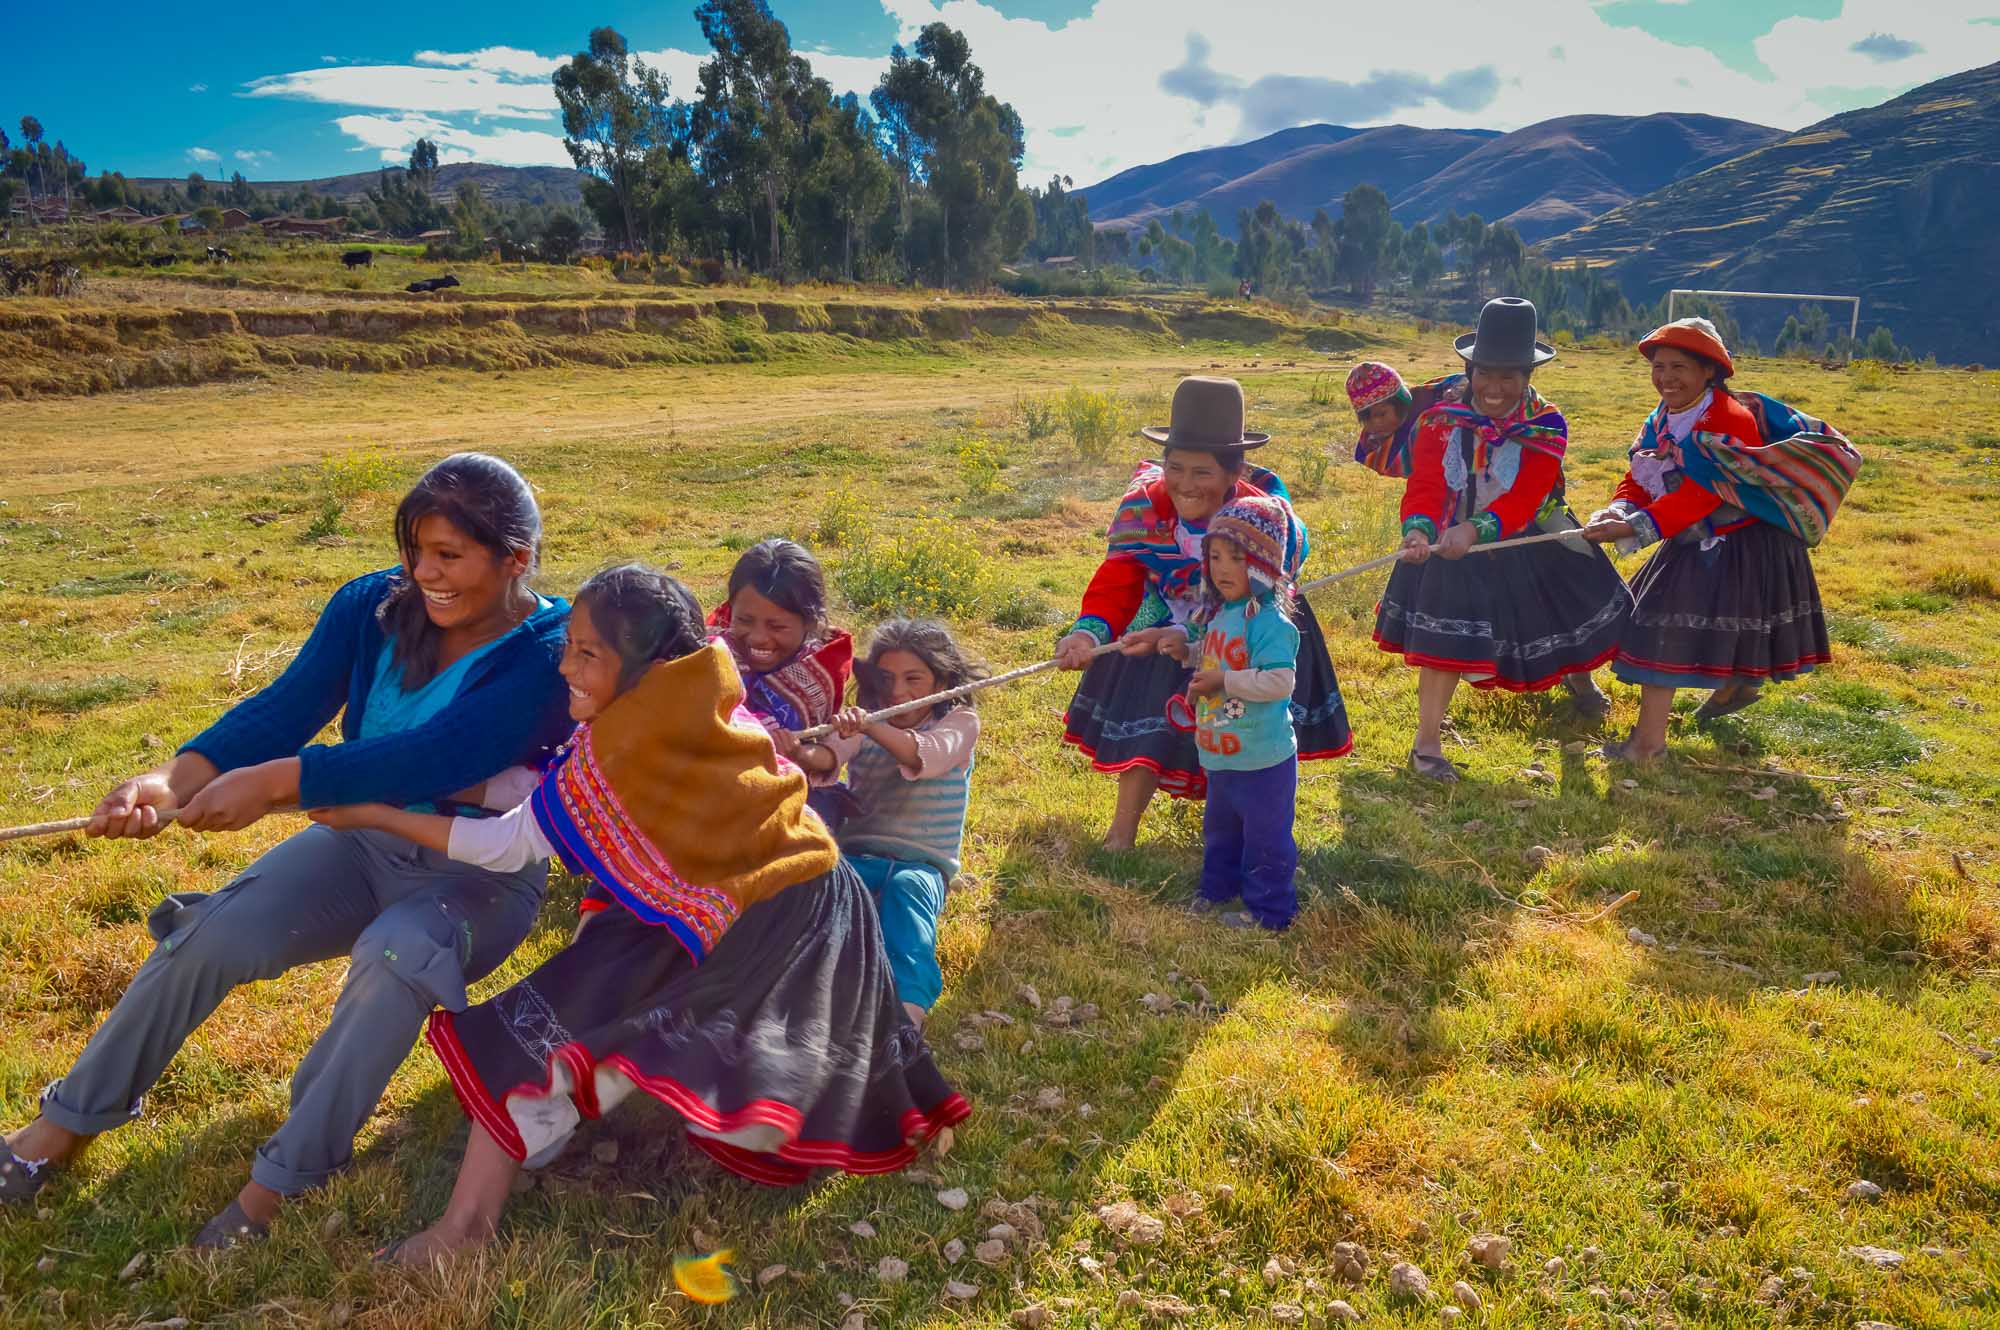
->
[1400,411,1562,541]
[1609,392,1763,541]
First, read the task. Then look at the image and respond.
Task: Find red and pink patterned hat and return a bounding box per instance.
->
[1345,361,1409,414]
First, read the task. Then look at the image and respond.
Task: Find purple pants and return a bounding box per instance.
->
[1199,755,1299,929]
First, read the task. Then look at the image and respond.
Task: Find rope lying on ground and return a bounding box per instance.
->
[0,528,1590,842]
[792,527,1588,740]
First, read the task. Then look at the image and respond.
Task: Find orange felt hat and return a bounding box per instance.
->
[1639,317,1734,378]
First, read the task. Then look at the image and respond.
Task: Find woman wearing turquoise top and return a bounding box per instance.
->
[0,454,573,1249]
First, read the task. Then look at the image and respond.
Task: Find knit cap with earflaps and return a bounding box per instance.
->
[529,640,840,964]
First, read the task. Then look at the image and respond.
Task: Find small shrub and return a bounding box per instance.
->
[303,495,345,541]
[989,585,1057,630]
[956,434,1008,499]
[1017,392,1059,443]
[814,491,870,549]
[1286,441,1332,497]
[305,445,399,541]
[1059,386,1134,462]
[1852,361,1893,392]
[1306,373,1340,406]
[836,518,988,618]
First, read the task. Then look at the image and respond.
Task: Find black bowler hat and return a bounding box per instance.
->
[1454,297,1556,368]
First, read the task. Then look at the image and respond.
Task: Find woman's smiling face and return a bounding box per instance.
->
[1467,365,1529,418]
[727,585,808,674]
[1161,447,1237,523]
[406,513,527,634]
[1649,345,1711,411]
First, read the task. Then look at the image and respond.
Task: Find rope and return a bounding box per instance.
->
[0,528,1595,843]
[0,809,181,844]
[792,527,1588,741]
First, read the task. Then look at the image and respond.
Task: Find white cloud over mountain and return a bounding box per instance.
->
[236,1,2000,182]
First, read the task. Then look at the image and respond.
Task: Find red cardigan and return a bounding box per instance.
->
[1611,392,1761,541]
[1400,411,1561,540]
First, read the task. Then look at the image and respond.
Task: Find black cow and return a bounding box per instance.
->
[405,274,461,294]
[341,249,373,269]
[145,253,178,268]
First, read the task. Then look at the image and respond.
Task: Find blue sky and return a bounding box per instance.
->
[6,1,1996,189]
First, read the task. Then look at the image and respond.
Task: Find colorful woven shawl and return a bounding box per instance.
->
[1105,460,1296,607]
[1352,373,1466,478]
[1427,384,1568,473]
[706,603,853,732]
[1631,390,1861,547]
[528,641,840,964]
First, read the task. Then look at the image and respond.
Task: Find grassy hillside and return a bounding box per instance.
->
[122,162,590,210]
[1542,62,2000,363]
[1,309,1997,1329]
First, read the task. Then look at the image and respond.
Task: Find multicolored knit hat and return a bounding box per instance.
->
[1346,361,1409,415]
[1205,494,1304,594]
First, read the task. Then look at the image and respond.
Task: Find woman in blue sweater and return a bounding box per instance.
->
[0,453,573,1249]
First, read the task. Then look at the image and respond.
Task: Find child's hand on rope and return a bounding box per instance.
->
[1159,632,1193,665]
[1117,626,1175,657]
[833,706,870,739]
[768,726,803,761]
[1188,668,1225,698]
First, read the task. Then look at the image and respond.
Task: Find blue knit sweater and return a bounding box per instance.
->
[180,568,573,809]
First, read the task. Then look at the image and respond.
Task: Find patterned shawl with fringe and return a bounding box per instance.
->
[1352,373,1466,479]
[1427,384,1569,473]
[1633,390,1861,547]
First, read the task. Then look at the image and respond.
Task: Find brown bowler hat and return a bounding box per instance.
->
[1139,375,1270,451]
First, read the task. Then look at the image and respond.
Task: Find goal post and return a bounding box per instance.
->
[1667,288,1861,356]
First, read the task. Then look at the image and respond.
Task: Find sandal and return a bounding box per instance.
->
[1693,685,1763,724]
[0,1148,57,1205]
[1409,749,1460,784]
[192,1197,271,1251]
[1562,673,1611,720]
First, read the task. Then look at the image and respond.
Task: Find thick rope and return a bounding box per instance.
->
[0,528,1593,844]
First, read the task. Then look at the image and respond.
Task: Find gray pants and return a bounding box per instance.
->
[40,825,545,1194]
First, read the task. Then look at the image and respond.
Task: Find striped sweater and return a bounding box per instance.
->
[835,709,978,877]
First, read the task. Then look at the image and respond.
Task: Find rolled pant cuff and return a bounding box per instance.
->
[250,1144,345,1197]
[36,1081,144,1136]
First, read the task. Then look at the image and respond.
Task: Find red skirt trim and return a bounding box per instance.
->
[425,1010,971,1185]
[1613,647,1832,679]
[1371,633,1618,694]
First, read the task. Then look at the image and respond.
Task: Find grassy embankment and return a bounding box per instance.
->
[1,296,1997,1329]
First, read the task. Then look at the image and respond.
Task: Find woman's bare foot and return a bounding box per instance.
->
[234,1179,284,1229]
[1600,735,1666,764]
[384,1216,494,1268]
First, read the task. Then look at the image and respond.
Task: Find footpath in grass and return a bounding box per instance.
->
[0,327,1997,1328]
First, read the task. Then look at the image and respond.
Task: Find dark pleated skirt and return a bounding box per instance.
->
[1061,597,1353,801]
[1373,532,1630,690]
[427,860,968,1186]
[1612,521,1830,688]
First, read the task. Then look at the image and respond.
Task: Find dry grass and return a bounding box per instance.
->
[1,305,1997,1328]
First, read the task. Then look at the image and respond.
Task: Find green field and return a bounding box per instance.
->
[1,290,1997,1329]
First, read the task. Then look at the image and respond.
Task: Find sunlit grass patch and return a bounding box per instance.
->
[0,674,154,714]
[1736,682,1925,768]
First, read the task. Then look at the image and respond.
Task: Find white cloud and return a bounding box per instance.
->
[1756,3,1999,91]
[245,64,557,119]
[415,46,566,80]
[331,113,573,169]
[186,146,220,164]
[188,83,208,93]
[234,149,273,166]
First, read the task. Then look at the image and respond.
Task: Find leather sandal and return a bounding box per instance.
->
[192,1197,271,1251]
[1409,749,1460,783]
[1562,673,1612,720]
[1694,685,1763,724]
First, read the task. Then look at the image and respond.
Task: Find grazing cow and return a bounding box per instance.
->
[341,249,373,269]
[146,253,178,268]
[405,274,462,294]
[204,246,233,264]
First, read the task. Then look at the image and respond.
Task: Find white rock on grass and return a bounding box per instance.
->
[1263,1257,1285,1286]
[1543,1257,1566,1279]
[1016,985,1042,1010]
[877,1256,909,1284]
[119,1252,148,1281]
[756,1264,788,1289]
[1270,1303,1305,1325]
[850,1219,878,1239]
[1845,1180,1884,1202]
[1843,1245,1905,1269]
[944,1280,980,1300]
[1465,1234,1511,1270]
[1331,1240,1369,1283]
[1452,1281,1483,1313]
[1388,1261,1433,1302]
[975,1240,1009,1265]
[944,1238,967,1262]
[1626,927,1659,948]
[1326,1300,1362,1323]
[1012,1307,1054,1329]
[937,1187,971,1211]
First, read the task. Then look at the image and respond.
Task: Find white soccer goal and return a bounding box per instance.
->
[1668,288,1861,358]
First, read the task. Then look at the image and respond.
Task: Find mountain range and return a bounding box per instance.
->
[1082,112,1780,242]
[1542,62,2000,364]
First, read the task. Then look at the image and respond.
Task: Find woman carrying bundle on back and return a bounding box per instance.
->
[312,565,966,1264]
[1583,318,1861,762]
[1374,299,1631,782]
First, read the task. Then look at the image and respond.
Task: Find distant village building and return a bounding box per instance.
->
[93,205,148,223]
[217,207,254,231]
[1038,255,1079,270]
[260,215,349,238]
